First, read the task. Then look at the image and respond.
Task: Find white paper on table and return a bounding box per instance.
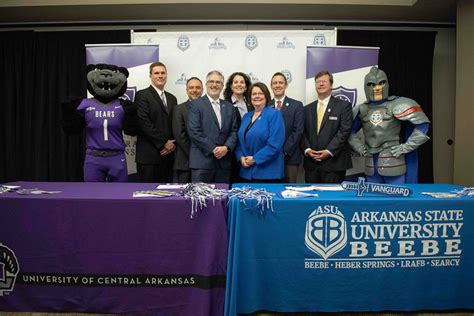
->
[311,185,344,191]
[156,184,215,189]
[285,185,344,191]
[281,190,318,198]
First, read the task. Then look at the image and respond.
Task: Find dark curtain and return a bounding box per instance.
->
[338,30,436,183]
[0,30,130,182]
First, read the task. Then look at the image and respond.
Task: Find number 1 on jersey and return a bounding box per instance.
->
[103,119,109,141]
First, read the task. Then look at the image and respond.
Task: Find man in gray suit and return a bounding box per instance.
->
[187,70,238,183]
[172,77,203,183]
[270,72,304,183]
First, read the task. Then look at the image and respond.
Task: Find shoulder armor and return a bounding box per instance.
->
[389,97,430,124]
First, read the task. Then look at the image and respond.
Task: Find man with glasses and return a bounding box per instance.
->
[187,70,238,183]
[302,70,353,183]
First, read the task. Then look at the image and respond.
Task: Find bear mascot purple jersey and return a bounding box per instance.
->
[62,64,138,182]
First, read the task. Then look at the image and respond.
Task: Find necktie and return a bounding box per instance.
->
[317,101,325,134]
[276,100,282,110]
[213,101,222,129]
[160,91,168,112]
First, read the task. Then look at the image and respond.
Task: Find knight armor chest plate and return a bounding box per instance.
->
[360,102,401,154]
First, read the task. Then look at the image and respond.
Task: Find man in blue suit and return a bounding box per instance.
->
[270,72,304,183]
[187,70,238,183]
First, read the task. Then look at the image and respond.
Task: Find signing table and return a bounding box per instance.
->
[0,182,228,315]
[225,183,474,315]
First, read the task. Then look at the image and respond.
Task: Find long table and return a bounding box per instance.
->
[225,183,474,315]
[0,182,228,315]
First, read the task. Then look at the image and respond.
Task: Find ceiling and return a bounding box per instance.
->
[0,0,456,28]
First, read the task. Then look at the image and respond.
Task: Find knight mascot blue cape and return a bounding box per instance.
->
[349,66,430,184]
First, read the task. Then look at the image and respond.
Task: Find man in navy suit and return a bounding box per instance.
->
[135,62,177,183]
[187,70,238,183]
[302,70,352,183]
[270,72,304,183]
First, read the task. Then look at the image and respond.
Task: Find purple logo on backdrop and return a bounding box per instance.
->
[120,87,137,102]
[177,35,190,51]
[281,69,293,84]
[245,35,258,51]
[313,34,327,46]
[332,86,357,107]
[0,243,19,296]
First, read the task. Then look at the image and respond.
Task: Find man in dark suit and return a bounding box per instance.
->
[302,70,352,183]
[172,77,203,183]
[187,70,238,183]
[270,72,304,183]
[135,61,177,183]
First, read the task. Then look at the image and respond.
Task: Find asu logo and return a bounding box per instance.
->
[0,243,19,296]
[245,34,258,51]
[305,205,347,260]
[313,34,327,46]
[177,34,190,52]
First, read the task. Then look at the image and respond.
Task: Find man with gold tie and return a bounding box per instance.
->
[302,70,353,183]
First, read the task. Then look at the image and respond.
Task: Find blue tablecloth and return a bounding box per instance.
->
[0,182,228,315]
[225,183,474,315]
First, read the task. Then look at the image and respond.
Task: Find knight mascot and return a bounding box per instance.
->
[349,66,430,184]
[62,64,138,182]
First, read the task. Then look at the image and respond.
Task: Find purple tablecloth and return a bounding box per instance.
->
[0,182,228,315]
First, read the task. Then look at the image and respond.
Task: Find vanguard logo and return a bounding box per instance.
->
[305,205,347,260]
[0,243,19,296]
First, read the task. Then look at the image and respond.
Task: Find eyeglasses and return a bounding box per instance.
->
[315,80,329,84]
[207,80,223,86]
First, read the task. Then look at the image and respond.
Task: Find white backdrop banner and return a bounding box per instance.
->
[306,45,379,176]
[132,30,336,104]
[85,44,159,175]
